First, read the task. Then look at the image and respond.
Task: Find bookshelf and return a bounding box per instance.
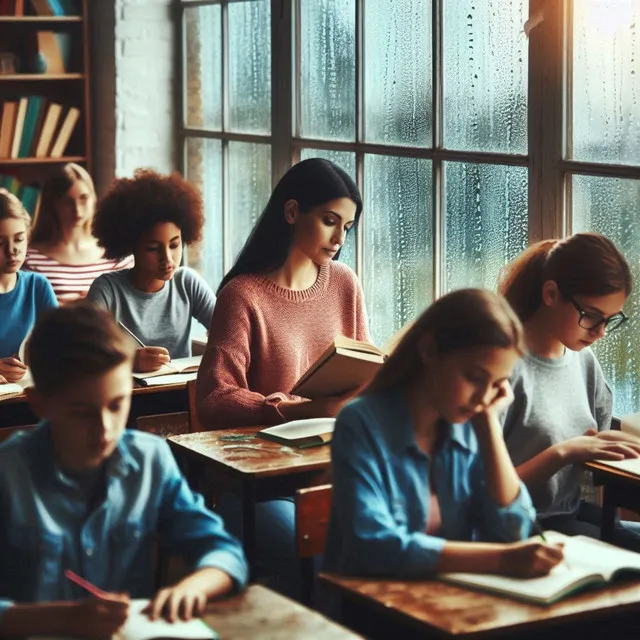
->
[0,0,91,213]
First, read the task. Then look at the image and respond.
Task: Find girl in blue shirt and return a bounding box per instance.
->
[0,190,57,384]
[324,288,564,579]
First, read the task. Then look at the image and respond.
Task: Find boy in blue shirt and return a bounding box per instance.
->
[0,302,247,637]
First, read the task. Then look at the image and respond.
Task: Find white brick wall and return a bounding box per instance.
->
[91,0,177,196]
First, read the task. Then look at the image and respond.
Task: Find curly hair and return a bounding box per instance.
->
[93,169,205,260]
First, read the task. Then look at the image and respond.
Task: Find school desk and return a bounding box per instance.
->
[586,460,640,542]
[203,583,360,639]
[0,381,190,430]
[167,428,330,573]
[319,573,640,639]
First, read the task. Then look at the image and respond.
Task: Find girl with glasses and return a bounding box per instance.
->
[498,232,640,547]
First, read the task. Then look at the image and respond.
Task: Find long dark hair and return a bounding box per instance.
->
[217,158,362,293]
[366,289,525,395]
[498,233,632,322]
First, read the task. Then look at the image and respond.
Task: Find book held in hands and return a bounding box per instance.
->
[291,336,386,399]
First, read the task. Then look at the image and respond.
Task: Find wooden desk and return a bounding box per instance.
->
[168,428,330,573]
[203,584,360,639]
[0,382,190,429]
[320,573,640,639]
[586,461,640,542]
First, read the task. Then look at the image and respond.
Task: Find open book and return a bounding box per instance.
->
[291,336,386,399]
[258,418,336,448]
[29,599,218,640]
[134,356,202,383]
[591,412,640,476]
[440,532,640,605]
[0,369,34,401]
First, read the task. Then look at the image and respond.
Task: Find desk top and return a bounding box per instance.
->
[0,381,188,405]
[586,461,640,483]
[168,427,331,479]
[204,584,359,639]
[320,573,640,638]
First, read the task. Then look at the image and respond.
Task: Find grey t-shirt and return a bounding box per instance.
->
[87,267,215,359]
[502,348,612,518]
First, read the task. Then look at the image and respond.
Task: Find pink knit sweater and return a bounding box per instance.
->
[196,261,371,428]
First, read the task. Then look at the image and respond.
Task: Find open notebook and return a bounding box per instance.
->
[133,356,202,384]
[29,598,218,640]
[592,412,640,476]
[440,532,640,605]
[0,369,33,401]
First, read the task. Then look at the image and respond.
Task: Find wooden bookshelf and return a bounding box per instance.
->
[0,0,92,210]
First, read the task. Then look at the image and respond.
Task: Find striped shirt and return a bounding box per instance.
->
[22,247,134,305]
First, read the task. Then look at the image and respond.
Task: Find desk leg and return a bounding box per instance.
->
[601,485,616,543]
[242,480,257,580]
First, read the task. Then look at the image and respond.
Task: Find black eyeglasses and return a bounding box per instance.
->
[570,298,628,334]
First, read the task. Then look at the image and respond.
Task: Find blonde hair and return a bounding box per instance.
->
[366,289,525,395]
[31,163,96,244]
[0,189,31,234]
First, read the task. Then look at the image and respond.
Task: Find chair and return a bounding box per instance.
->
[187,379,203,432]
[294,484,333,605]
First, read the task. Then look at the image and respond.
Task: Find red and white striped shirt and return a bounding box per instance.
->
[22,247,134,305]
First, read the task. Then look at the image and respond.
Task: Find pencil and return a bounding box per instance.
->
[118,321,146,348]
[64,569,109,599]
[532,520,547,542]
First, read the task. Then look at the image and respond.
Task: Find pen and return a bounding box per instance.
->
[64,569,109,599]
[118,321,146,348]
[531,520,547,543]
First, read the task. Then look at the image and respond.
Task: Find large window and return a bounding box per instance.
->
[181,0,640,414]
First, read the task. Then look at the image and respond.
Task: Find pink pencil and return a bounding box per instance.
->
[64,569,109,599]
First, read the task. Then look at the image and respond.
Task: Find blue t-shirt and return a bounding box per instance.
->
[0,271,57,357]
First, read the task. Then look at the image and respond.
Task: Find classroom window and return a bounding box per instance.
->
[180,0,640,412]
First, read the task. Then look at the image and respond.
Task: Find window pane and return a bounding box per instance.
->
[443,0,528,153]
[228,0,271,134]
[444,162,528,292]
[184,5,222,130]
[300,149,357,269]
[363,0,432,147]
[185,138,223,289]
[572,1,640,165]
[364,154,433,347]
[299,0,355,141]
[227,142,272,269]
[572,175,640,416]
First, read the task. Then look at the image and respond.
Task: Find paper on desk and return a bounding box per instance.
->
[28,599,218,640]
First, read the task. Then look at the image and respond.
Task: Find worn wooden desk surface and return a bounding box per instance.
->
[203,584,360,639]
[586,460,640,484]
[167,427,331,479]
[320,573,640,639]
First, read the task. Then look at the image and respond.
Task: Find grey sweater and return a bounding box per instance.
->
[87,267,215,359]
[502,348,612,518]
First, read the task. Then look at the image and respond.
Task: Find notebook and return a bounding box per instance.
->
[29,598,219,640]
[258,417,336,448]
[591,412,640,476]
[291,336,386,399]
[440,531,640,605]
[133,356,201,383]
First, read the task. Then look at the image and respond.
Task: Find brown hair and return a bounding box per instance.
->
[31,163,96,244]
[498,233,632,322]
[28,301,136,396]
[367,289,525,395]
[0,189,31,232]
[92,169,204,260]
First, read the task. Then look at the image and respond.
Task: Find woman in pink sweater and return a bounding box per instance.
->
[196,158,370,428]
[196,158,370,601]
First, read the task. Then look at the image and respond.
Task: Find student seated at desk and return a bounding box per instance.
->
[23,163,133,304]
[324,289,563,579]
[0,302,247,638]
[196,158,370,600]
[499,233,640,548]
[87,169,216,373]
[0,190,57,384]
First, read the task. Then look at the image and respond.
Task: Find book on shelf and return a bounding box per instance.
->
[291,335,387,399]
[0,173,41,216]
[440,531,640,605]
[49,105,79,157]
[0,101,17,157]
[0,0,24,16]
[258,418,336,449]
[133,355,202,383]
[28,0,77,16]
[17,95,44,157]
[31,30,72,74]
[34,101,61,156]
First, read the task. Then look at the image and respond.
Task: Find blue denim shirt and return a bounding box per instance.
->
[0,424,248,620]
[323,389,536,577]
